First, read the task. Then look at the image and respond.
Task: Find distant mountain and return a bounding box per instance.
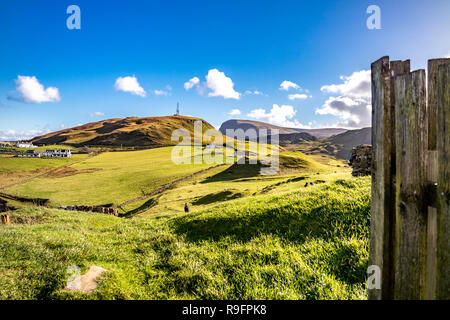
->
[219,119,347,138]
[278,132,317,144]
[323,127,371,159]
[295,127,371,160]
[32,116,217,147]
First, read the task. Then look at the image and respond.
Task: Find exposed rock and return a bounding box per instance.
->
[65,266,107,294]
[349,144,372,177]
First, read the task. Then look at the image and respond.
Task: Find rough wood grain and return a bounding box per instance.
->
[393,70,427,299]
[369,56,391,300]
[436,62,450,299]
[369,57,411,300]
[428,59,450,150]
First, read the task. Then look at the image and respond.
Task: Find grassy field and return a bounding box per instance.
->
[0,144,371,300]
[0,174,370,299]
[0,154,86,189]
[5,147,217,206]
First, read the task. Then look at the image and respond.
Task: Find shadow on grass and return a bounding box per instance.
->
[200,161,261,184]
[172,196,370,244]
[122,197,159,218]
[192,190,245,205]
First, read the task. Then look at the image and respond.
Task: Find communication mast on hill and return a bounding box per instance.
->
[175,102,180,116]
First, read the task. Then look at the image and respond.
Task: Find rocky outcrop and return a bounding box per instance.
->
[349,144,372,177]
[56,205,119,216]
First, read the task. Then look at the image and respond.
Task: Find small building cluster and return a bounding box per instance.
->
[16,142,37,148]
[0,142,12,148]
[348,144,372,177]
[17,149,72,158]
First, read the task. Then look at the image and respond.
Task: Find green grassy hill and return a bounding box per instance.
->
[0,174,370,300]
[0,137,371,300]
[31,116,218,147]
[5,147,217,207]
[284,128,371,160]
[3,145,321,208]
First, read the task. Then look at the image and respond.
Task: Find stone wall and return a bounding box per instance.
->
[56,205,119,216]
[348,144,372,177]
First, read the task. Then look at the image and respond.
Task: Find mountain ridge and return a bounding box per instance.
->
[219,119,348,138]
[31,115,217,147]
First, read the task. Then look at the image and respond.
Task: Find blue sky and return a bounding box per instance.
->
[0,0,449,140]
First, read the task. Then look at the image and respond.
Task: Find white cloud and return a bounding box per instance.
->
[320,70,371,98]
[316,96,371,128]
[8,76,61,103]
[316,70,372,128]
[90,111,105,117]
[244,90,264,96]
[288,93,310,100]
[228,109,241,116]
[153,89,169,96]
[247,104,310,128]
[445,52,450,58]
[184,77,200,90]
[114,76,146,97]
[279,80,300,91]
[206,69,241,99]
[0,129,51,141]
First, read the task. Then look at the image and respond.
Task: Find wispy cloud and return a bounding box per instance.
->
[244,90,265,96]
[89,111,105,117]
[0,129,51,141]
[228,109,241,116]
[153,89,170,96]
[288,93,310,100]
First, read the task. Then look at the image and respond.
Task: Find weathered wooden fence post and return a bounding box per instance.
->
[393,69,427,299]
[435,62,449,299]
[369,56,449,300]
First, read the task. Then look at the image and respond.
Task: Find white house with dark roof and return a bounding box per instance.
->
[43,149,72,157]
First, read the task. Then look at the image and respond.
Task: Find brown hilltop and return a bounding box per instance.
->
[32,115,217,147]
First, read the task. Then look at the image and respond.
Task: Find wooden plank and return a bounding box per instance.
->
[428,59,450,150]
[369,56,391,300]
[369,57,411,300]
[436,62,450,299]
[393,70,428,299]
[426,207,437,299]
[425,151,438,300]
[387,60,411,299]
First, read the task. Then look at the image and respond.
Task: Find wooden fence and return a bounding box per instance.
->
[369,56,449,299]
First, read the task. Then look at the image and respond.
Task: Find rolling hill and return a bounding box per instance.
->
[31,116,218,147]
[324,127,371,159]
[287,127,372,160]
[219,119,348,138]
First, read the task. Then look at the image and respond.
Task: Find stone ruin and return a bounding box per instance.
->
[56,205,119,216]
[348,144,372,177]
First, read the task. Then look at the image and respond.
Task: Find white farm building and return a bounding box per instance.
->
[43,149,72,157]
[17,149,72,158]
[16,142,37,148]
